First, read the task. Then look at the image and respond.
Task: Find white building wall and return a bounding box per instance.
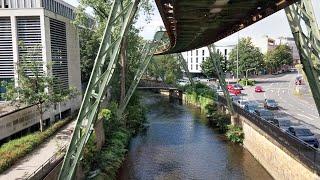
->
[182,45,235,75]
[0,1,81,129]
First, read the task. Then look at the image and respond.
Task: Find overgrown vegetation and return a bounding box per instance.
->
[0,117,73,173]
[238,78,256,86]
[226,125,244,144]
[183,83,216,113]
[81,93,146,179]
[205,103,230,133]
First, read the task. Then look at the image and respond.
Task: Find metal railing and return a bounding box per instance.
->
[218,96,320,174]
[26,145,67,180]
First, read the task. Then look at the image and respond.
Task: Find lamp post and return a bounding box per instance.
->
[236,32,239,80]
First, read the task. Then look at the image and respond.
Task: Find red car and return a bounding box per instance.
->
[227,84,234,90]
[255,86,263,92]
[228,87,241,95]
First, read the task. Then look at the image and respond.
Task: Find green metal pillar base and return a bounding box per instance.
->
[285,0,320,116]
[59,0,140,179]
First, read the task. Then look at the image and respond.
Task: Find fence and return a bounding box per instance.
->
[26,145,66,180]
[218,96,320,174]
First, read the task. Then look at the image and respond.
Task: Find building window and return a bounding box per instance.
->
[196,57,198,63]
[202,57,205,61]
[191,51,192,56]
[196,50,198,56]
[202,50,205,56]
[191,58,192,63]
[225,49,227,56]
[4,0,8,8]
[217,49,220,53]
[191,65,193,70]
[196,64,198,70]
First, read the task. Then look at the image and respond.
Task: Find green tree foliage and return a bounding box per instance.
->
[200,51,225,77]
[1,60,76,132]
[228,37,264,76]
[264,44,293,73]
[148,55,182,84]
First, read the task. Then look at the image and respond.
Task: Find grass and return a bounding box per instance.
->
[0,117,73,173]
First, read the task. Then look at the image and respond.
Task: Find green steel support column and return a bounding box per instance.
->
[285,0,320,116]
[177,53,194,86]
[207,44,234,114]
[118,31,165,116]
[59,0,140,179]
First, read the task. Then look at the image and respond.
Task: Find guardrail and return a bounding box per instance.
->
[26,145,67,180]
[217,96,320,174]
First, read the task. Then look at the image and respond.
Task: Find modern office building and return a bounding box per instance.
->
[0,0,81,141]
[182,45,234,76]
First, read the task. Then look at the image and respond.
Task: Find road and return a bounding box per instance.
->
[241,72,320,138]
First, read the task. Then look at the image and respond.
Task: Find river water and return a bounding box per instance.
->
[118,93,272,180]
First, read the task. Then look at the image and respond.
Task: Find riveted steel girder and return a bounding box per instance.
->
[285,0,320,116]
[59,0,140,179]
[118,31,165,116]
[207,44,234,114]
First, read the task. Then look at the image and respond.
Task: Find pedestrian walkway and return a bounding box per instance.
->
[0,120,75,180]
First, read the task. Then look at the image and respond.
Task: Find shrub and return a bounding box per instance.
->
[226,125,244,144]
[0,117,72,173]
[214,112,231,133]
[239,78,255,86]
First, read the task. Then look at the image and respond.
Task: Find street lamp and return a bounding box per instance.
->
[236,32,239,80]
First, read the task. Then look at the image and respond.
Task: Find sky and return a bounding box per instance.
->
[66,0,320,46]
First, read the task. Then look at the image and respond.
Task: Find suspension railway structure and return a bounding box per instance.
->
[58,0,320,179]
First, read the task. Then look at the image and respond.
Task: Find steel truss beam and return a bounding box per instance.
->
[59,0,140,179]
[207,44,234,114]
[285,0,320,116]
[118,31,165,116]
[176,53,194,86]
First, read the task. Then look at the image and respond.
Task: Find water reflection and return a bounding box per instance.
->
[118,93,272,180]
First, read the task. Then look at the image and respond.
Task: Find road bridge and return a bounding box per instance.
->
[58,0,320,179]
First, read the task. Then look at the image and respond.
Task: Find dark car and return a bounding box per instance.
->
[288,126,319,148]
[264,99,278,110]
[271,117,291,131]
[244,103,259,114]
[230,95,241,102]
[254,109,274,122]
[233,83,243,90]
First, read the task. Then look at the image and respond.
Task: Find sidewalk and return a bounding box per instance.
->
[0,120,75,180]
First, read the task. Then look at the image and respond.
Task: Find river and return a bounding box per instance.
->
[118,93,272,180]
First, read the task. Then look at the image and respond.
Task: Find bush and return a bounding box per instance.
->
[239,78,255,86]
[226,125,244,144]
[0,117,72,173]
[214,112,231,133]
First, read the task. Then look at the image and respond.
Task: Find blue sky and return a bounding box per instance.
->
[66,0,320,45]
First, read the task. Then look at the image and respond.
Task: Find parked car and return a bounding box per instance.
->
[208,78,216,82]
[295,75,303,85]
[288,126,319,148]
[177,79,190,86]
[237,100,249,108]
[227,84,234,90]
[244,103,259,113]
[264,99,278,110]
[231,95,241,102]
[271,117,291,132]
[193,77,200,82]
[254,109,274,122]
[255,86,263,92]
[233,84,243,90]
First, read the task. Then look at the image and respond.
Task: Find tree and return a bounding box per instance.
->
[228,37,264,77]
[148,55,182,84]
[201,51,224,77]
[264,44,293,73]
[2,60,77,132]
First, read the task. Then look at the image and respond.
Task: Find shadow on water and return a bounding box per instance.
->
[118,92,273,180]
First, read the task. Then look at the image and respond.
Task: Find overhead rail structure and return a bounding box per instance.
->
[155,0,299,54]
[59,0,320,179]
